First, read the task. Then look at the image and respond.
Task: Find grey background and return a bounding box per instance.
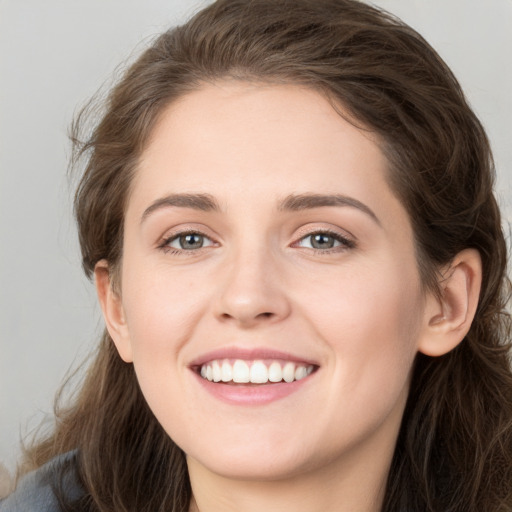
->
[1,0,511,474]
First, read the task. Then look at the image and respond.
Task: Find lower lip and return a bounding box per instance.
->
[192,371,315,405]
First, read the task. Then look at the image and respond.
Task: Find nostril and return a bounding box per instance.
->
[259,312,274,319]
[219,311,274,322]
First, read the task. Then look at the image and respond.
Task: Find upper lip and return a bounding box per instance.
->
[189,346,320,368]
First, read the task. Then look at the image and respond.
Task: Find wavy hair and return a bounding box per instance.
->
[22,1,512,511]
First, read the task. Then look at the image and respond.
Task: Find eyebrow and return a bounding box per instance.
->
[278,193,381,226]
[141,193,220,223]
[140,192,380,226]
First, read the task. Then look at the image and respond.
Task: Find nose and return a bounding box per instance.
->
[213,246,291,328]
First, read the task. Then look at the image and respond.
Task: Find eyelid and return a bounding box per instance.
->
[157,224,219,251]
[291,225,356,251]
[168,232,215,249]
[156,223,355,254]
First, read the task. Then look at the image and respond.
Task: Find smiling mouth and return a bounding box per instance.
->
[197,359,317,385]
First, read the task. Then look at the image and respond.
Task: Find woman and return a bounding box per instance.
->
[1,0,511,510]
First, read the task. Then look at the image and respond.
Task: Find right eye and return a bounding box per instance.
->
[164,232,215,251]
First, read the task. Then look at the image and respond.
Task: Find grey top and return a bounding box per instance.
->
[0,451,83,512]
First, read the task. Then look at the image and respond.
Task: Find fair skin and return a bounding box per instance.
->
[95,82,481,512]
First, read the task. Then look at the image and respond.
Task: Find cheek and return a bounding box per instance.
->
[120,263,212,362]
[118,268,209,434]
[296,270,423,458]
[302,261,424,396]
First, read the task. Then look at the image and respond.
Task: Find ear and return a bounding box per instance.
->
[94,260,133,362]
[418,249,482,357]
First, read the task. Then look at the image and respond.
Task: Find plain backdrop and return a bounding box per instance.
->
[1,0,511,473]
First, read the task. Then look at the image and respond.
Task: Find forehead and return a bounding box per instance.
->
[128,81,405,225]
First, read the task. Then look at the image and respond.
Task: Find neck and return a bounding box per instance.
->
[187,434,395,512]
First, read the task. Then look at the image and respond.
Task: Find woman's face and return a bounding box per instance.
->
[109,82,433,481]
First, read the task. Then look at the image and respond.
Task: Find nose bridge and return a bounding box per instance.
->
[215,234,290,326]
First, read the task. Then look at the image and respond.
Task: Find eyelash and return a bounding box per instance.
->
[158,229,356,255]
[158,230,216,255]
[293,229,356,253]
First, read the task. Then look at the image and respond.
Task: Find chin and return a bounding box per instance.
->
[186,449,318,482]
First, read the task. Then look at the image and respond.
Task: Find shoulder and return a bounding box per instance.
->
[0,451,84,512]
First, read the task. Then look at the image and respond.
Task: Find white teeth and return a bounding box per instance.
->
[295,366,308,381]
[232,360,250,383]
[221,361,232,382]
[199,359,314,384]
[268,361,283,382]
[212,361,222,382]
[250,361,268,383]
[282,362,295,383]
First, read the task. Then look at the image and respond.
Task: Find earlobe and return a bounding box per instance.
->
[94,260,133,363]
[418,249,482,357]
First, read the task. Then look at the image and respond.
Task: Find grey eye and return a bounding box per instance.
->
[310,233,336,249]
[180,234,204,249]
[168,233,214,250]
[299,233,341,250]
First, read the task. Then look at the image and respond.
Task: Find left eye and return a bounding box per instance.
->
[166,232,214,250]
[296,232,349,250]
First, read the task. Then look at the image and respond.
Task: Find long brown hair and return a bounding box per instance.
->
[22,1,512,510]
